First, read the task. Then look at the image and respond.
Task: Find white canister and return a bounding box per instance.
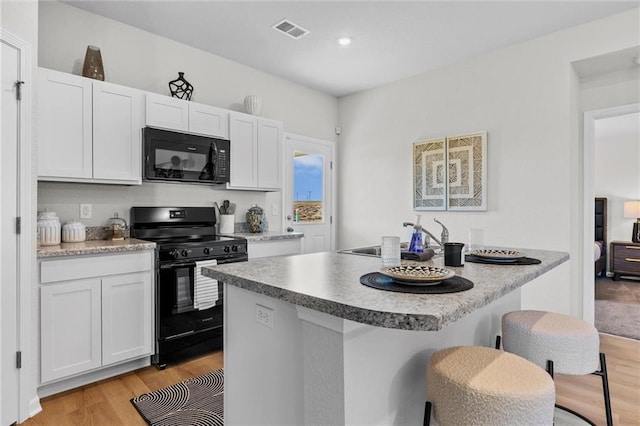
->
[62,221,86,242]
[37,210,61,246]
[219,214,235,234]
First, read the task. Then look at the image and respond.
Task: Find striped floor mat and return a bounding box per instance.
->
[131,369,223,425]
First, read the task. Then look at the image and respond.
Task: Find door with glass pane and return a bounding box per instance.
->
[284,134,334,254]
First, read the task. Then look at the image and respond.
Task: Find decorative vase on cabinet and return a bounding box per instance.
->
[244,95,262,115]
[82,45,105,81]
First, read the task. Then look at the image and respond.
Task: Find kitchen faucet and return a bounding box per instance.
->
[434,218,449,245]
[402,222,442,248]
[402,218,449,248]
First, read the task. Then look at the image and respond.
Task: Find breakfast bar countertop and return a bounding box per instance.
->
[220,231,304,242]
[37,238,156,258]
[203,248,569,331]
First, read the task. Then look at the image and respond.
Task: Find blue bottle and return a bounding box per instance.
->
[409,230,424,253]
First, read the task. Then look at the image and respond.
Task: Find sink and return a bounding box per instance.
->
[338,243,441,257]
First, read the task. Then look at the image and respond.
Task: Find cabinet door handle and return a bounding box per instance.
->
[625,246,640,250]
[625,258,640,263]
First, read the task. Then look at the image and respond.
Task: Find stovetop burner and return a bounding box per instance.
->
[130,206,247,262]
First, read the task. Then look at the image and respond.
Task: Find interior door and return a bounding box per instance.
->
[284,134,334,254]
[1,35,21,426]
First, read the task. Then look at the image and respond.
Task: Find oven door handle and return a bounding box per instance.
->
[159,261,197,270]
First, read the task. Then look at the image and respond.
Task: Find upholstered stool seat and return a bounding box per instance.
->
[426,346,555,426]
[501,310,599,374]
[501,310,612,426]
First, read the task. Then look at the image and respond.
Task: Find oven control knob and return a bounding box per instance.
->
[232,245,238,252]
[181,249,189,257]
[203,247,211,255]
[224,246,231,253]
[169,249,180,259]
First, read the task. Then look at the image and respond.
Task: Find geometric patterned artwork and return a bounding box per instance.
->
[446,132,487,210]
[413,138,447,210]
[413,132,487,211]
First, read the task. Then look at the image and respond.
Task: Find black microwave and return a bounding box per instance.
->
[143,127,230,185]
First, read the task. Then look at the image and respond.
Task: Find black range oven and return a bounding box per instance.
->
[131,206,247,368]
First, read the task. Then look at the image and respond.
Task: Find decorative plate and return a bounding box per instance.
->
[379,265,455,285]
[470,249,526,260]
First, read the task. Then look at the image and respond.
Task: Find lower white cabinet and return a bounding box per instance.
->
[248,238,302,260]
[39,251,154,384]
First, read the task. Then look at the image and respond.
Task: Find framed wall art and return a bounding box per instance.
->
[413,137,447,211]
[413,132,487,211]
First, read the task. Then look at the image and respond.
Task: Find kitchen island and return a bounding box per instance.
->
[203,248,568,425]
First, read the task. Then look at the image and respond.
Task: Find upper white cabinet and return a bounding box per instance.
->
[145,93,229,139]
[38,68,143,185]
[228,111,283,191]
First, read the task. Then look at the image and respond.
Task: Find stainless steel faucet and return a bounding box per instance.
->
[402,221,443,248]
[434,218,449,245]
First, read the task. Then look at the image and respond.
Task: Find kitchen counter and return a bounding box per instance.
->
[37,238,156,258]
[203,247,568,331]
[220,230,303,242]
[204,247,569,425]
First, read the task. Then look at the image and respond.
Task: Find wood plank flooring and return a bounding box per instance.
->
[22,335,639,425]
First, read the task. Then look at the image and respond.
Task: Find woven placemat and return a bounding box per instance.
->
[465,255,541,265]
[360,272,473,294]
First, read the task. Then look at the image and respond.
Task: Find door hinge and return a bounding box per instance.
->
[330,161,333,170]
[16,351,22,369]
[330,216,333,224]
[15,80,25,101]
[16,217,21,234]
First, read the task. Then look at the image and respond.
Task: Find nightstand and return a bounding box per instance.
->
[610,241,640,280]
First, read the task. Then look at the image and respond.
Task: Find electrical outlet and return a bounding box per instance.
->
[80,204,92,219]
[255,304,274,328]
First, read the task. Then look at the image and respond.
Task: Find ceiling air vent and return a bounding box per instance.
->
[272,18,310,40]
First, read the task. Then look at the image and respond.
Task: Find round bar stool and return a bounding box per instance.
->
[425,346,555,426]
[499,310,612,426]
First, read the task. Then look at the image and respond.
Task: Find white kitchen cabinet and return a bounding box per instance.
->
[145,93,229,139]
[38,68,143,184]
[188,102,229,138]
[38,68,92,179]
[228,112,283,191]
[39,251,154,386]
[102,272,152,365]
[248,238,302,259]
[40,278,102,383]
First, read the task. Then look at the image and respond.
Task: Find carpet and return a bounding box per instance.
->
[131,369,223,425]
[595,299,640,340]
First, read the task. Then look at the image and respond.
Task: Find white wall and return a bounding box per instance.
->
[595,112,640,245]
[37,1,338,230]
[337,9,639,317]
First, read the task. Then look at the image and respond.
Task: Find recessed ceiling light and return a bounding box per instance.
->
[338,37,352,46]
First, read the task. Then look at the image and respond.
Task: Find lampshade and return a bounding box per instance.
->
[624,200,640,218]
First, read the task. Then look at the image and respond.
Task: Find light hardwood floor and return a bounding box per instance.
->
[22,334,639,425]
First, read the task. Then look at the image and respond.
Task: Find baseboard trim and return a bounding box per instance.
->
[37,357,151,398]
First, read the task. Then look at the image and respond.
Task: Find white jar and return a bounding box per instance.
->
[62,221,86,242]
[37,210,61,246]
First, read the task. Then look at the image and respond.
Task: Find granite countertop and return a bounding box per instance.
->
[221,231,304,242]
[37,238,156,258]
[203,248,569,331]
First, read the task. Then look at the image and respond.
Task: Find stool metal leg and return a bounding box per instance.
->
[495,335,501,350]
[591,352,613,426]
[546,359,554,379]
[423,401,432,426]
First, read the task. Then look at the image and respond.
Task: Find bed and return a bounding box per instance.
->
[595,197,607,277]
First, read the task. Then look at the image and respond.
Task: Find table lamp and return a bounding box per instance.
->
[624,200,640,243]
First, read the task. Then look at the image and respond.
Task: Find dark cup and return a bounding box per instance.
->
[444,242,465,267]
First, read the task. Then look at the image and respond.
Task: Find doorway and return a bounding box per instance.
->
[1,28,34,424]
[583,103,640,324]
[283,133,335,254]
